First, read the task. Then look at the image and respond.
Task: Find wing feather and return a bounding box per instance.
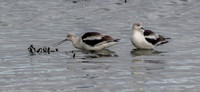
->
[144,30,167,45]
[82,32,102,40]
[82,32,118,47]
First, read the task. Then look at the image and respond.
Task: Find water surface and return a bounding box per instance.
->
[0,0,200,91]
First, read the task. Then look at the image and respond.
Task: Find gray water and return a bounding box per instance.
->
[0,0,200,92]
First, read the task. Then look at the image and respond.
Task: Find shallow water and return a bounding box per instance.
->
[0,0,200,91]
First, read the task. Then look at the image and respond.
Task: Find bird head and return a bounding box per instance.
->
[133,22,143,31]
[66,33,76,41]
[52,33,76,47]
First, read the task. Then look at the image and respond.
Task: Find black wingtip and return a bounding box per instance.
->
[165,37,171,40]
[114,39,120,42]
[156,40,169,46]
[52,39,68,47]
[161,40,169,44]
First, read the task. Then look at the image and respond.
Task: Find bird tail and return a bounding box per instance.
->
[165,37,171,39]
[156,37,171,46]
[114,39,120,42]
[155,40,168,46]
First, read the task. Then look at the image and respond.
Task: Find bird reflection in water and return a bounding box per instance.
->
[88,49,118,57]
[81,49,118,59]
[132,59,164,64]
[130,49,163,56]
[65,49,118,59]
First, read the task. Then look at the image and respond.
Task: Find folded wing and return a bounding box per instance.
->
[82,32,119,47]
[144,30,168,46]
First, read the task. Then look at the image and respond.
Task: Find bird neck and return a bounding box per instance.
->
[133,29,143,34]
[71,37,82,49]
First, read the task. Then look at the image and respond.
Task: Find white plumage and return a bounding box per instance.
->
[131,22,169,49]
[53,32,119,51]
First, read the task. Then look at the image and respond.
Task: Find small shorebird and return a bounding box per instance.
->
[131,22,169,49]
[53,32,120,51]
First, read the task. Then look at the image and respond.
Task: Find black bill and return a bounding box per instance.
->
[52,39,68,47]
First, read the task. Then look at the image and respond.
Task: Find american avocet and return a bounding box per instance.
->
[131,22,169,49]
[53,32,120,51]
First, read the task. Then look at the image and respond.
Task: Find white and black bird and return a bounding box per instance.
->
[131,22,169,49]
[53,32,120,51]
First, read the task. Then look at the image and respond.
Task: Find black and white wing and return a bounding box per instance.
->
[143,30,168,46]
[82,32,119,47]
